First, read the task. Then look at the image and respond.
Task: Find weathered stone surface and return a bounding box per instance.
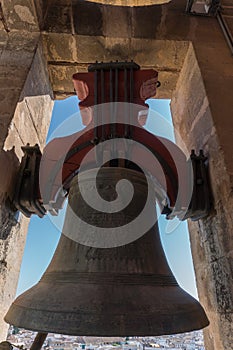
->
[73,1,103,36]
[4,97,48,155]
[1,0,39,31]
[102,6,131,38]
[48,64,78,96]
[0,38,53,339]
[42,33,78,63]
[0,24,8,52]
[43,34,189,99]
[21,41,53,99]
[0,90,21,149]
[0,65,29,89]
[0,88,22,117]
[0,215,29,339]
[0,147,27,338]
[43,2,72,33]
[131,39,189,70]
[171,44,233,350]
[131,5,162,38]
[0,31,39,66]
[0,27,40,150]
[0,149,19,200]
[4,42,53,155]
[155,71,179,99]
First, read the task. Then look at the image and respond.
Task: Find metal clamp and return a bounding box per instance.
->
[183,150,211,221]
[13,144,46,218]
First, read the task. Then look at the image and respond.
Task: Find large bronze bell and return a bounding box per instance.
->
[5,168,209,336]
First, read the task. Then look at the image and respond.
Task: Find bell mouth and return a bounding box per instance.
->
[5,279,209,336]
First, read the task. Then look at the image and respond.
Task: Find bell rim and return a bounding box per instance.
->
[5,282,209,336]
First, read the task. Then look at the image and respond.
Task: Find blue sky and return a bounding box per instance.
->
[16,98,198,299]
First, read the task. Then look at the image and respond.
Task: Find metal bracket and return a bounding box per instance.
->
[182,150,211,221]
[13,144,46,218]
[88,60,140,72]
[13,146,211,221]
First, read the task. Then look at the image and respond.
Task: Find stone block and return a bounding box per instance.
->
[193,18,225,47]
[48,64,78,94]
[42,33,78,63]
[160,6,191,41]
[102,6,130,38]
[0,0,39,31]
[187,221,206,269]
[155,71,179,99]
[43,3,72,33]
[192,253,232,313]
[73,0,103,36]
[3,122,25,159]
[0,149,18,196]
[21,41,53,98]
[6,99,41,146]
[0,23,8,51]
[0,65,28,90]
[104,37,131,61]
[131,5,162,39]
[197,70,233,176]
[23,96,53,147]
[0,88,22,118]
[0,31,39,66]
[76,35,107,63]
[131,39,189,70]
[186,106,213,150]
[203,310,225,350]
[170,44,215,149]
[211,257,233,313]
[0,215,29,341]
[0,121,9,149]
[44,34,132,64]
[4,43,53,152]
[219,312,233,349]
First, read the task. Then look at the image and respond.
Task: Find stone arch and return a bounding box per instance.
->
[85,0,171,6]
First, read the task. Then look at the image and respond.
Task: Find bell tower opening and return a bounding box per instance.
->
[0,0,232,348]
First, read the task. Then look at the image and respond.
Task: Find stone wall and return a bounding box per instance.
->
[0,0,53,337]
[0,41,53,338]
[171,44,233,350]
